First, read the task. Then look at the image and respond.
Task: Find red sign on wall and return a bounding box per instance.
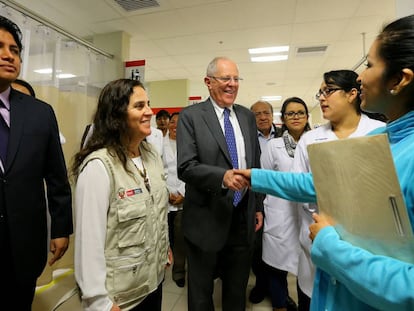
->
[125,60,145,82]
[188,96,202,105]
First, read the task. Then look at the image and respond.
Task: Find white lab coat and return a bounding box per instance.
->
[162,136,185,212]
[261,137,300,275]
[147,126,164,156]
[292,114,385,297]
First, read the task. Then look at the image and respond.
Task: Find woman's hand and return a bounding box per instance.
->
[233,169,252,180]
[309,213,335,241]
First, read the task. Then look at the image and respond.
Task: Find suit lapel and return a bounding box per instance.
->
[201,99,232,165]
[233,104,252,167]
[5,90,26,172]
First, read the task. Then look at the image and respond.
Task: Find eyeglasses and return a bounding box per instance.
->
[315,87,343,100]
[284,111,307,119]
[208,76,243,83]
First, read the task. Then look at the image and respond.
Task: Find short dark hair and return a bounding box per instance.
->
[170,112,179,119]
[156,109,170,120]
[250,100,273,114]
[0,16,23,53]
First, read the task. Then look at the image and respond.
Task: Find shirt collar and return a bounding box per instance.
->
[210,97,234,115]
[258,124,276,138]
[0,87,11,110]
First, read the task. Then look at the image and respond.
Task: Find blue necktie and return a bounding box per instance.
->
[0,100,9,164]
[224,108,242,206]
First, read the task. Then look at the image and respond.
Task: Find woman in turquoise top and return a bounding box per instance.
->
[237,14,414,310]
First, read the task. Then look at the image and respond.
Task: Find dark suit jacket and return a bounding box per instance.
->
[177,99,263,252]
[0,89,73,282]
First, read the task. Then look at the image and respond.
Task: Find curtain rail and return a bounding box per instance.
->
[1,0,114,59]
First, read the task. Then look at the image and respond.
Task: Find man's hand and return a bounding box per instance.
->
[233,169,252,188]
[166,247,173,267]
[255,212,263,232]
[233,169,252,183]
[223,169,249,191]
[48,237,69,266]
[169,193,184,205]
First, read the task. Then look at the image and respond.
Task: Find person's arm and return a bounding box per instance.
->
[311,226,414,310]
[250,168,317,203]
[75,159,114,311]
[44,105,73,260]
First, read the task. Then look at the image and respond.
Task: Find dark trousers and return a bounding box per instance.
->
[251,226,268,292]
[131,283,163,311]
[297,281,310,311]
[185,203,254,311]
[168,210,187,281]
[0,217,37,310]
[268,264,289,308]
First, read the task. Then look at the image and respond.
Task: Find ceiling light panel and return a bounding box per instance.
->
[251,55,288,62]
[249,46,289,54]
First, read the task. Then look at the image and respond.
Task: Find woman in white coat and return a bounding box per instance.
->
[261,97,311,311]
[290,70,385,310]
[238,70,386,311]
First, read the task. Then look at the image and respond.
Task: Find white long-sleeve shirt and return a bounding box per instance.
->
[75,159,112,311]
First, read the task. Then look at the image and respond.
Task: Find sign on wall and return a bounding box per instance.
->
[188,96,202,105]
[125,60,145,82]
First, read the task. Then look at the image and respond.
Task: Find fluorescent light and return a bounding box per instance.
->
[251,55,288,62]
[56,73,76,79]
[34,68,63,74]
[261,95,282,101]
[34,68,53,74]
[33,68,75,79]
[249,46,289,54]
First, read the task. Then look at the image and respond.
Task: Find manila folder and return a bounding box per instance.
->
[307,134,414,263]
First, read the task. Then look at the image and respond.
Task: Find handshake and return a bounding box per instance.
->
[224,169,252,191]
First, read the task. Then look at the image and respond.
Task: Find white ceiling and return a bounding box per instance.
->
[8,0,398,110]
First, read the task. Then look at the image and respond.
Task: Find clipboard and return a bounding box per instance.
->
[308,134,414,263]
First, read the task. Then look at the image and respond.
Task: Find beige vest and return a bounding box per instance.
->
[81,142,169,310]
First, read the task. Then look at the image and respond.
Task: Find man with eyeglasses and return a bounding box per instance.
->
[251,100,283,153]
[248,100,283,304]
[177,56,263,310]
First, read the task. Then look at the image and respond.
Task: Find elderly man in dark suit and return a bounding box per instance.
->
[0,16,72,310]
[177,56,263,310]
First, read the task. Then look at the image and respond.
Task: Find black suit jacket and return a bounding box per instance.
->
[0,89,72,282]
[177,99,262,252]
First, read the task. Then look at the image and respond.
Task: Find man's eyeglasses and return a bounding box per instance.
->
[315,88,343,100]
[284,111,307,119]
[208,76,243,83]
